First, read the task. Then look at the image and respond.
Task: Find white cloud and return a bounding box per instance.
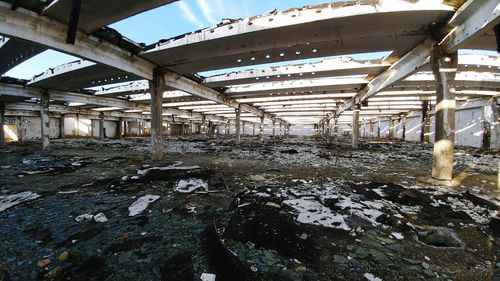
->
[178,1,205,29]
[196,0,217,24]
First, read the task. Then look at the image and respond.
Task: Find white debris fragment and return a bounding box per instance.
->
[1,165,12,169]
[200,273,216,281]
[75,214,94,222]
[128,195,160,216]
[254,192,271,198]
[372,188,387,197]
[137,163,200,175]
[93,213,108,223]
[364,273,383,281]
[57,190,78,194]
[175,178,208,193]
[121,176,128,181]
[283,199,350,230]
[0,191,41,212]
[265,202,281,208]
[249,175,265,181]
[390,232,404,240]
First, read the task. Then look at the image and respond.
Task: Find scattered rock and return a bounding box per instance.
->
[249,175,265,181]
[58,251,69,262]
[93,213,108,223]
[37,259,51,268]
[200,273,216,281]
[47,267,63,279]
[265,202,281,208]
[417,227,464,248]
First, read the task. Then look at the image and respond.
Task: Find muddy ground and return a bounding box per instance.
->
[0,136,499,281]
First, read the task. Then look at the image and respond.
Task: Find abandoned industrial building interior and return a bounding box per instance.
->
[0,0,499,280]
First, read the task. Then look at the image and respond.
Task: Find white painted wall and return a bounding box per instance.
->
[289,124,315,136]
[405,115,422,142]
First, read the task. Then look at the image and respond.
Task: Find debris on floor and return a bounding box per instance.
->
[0,138,498,281]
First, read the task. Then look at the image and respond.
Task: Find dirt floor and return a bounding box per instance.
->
[0,136,499,281]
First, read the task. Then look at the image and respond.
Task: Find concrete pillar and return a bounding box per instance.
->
[225,120,230,137]
[40,92,50,151]
[421,100,430,142]
[272,119,276,137]
[279,123,282,136]
[333,117,339,140]
[150,68,165,161]
[401,115,406,140]
[369,120,374,139]
[235,105,241,145]
[123,120,127,137]
[431,46,458,181]
[377,119,381,138]
[60,114,65,139]
[352,103,360,148]
[190,120,194,135]
[117,118,123,139]
[388,118,395,139]
[99,112,105,140]
[253,123,256,136]
[259,116,264,142]
[0,102,5,144]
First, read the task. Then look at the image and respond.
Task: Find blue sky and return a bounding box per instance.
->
[3,0,339,80]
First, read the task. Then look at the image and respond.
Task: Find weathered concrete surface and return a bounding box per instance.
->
[40,92,50,151]
[431,46,458,181]
[150,69,165,161]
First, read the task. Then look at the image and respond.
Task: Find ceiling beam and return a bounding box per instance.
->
[331,0,500,120]
[0,4,279,124]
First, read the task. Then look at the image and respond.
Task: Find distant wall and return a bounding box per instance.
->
[289,124,315,136]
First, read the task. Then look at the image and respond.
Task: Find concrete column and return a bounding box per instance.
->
[333,117,339,140]
[352,103,360,148]
[40,92,50,151]
[99,112,105,140]
[226,120,230,137]
[117,118,123,139]
[431,46,458,181]
[259,116,264,142]
[253,123,256,136]
[150,68,165,161]
[388,118,395,139]
[369,120,374,139]
[279,123,282,136]
[123,120,127,137]
[190,120,194,135]
[0,102,5,144]
[272,119,276,137]
[421,100,430,142]
[401,115,406,140]
[60,114,65,139]
[377,119,381,138]
[235,105,241,145]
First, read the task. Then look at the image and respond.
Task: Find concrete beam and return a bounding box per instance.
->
[163,70,286,124]
[332,0,499,121]
[442,0,500,52]
[0,2,155,80]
